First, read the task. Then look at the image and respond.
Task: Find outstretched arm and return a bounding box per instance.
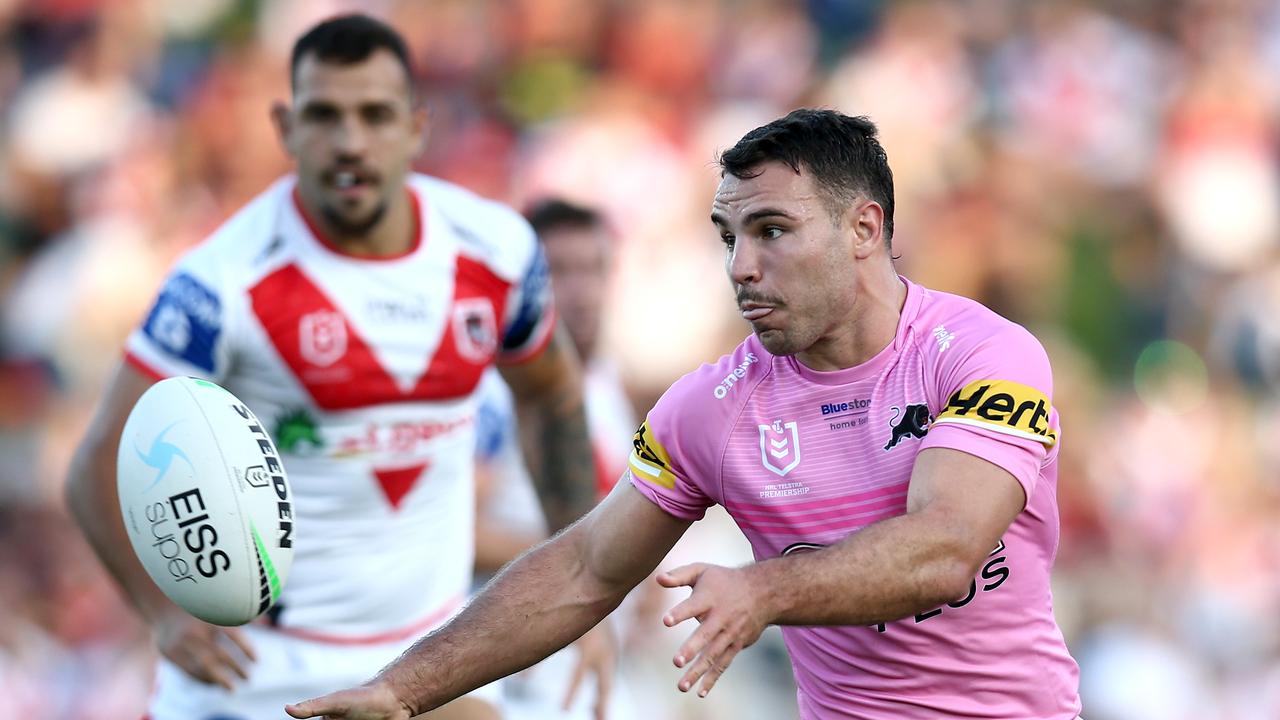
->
[287,482,691,719]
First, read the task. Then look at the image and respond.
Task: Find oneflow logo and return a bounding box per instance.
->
[759,419,801,476]
[136,421,193,492]
[714,353,759,399]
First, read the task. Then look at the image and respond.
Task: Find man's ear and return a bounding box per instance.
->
[847,200,885,260]
[270,100,294,157]
[411,104,429,157]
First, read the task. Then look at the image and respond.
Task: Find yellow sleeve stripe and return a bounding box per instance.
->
[932,417,1057,447]
[935,379,1058,448]
[628,450,675,489]
[629,419,678,490]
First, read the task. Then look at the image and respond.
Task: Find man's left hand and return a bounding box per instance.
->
[563,620,617,719]
[658,562,772,698]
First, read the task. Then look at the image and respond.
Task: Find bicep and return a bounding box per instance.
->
[576,480,692,591]
[905,447,1026,564]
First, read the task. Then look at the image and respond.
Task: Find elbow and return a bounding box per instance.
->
[924,542,987,607]
[933,559,978,605]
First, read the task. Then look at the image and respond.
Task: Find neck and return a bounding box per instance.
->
[795,264,906,372]
[300,188,416,258]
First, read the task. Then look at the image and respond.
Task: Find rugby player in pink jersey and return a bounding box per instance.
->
[288,109,1083,719]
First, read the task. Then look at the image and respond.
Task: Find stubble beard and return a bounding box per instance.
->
[321,200,389,237]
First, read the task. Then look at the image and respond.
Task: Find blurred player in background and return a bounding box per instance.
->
[289,108,1083,720]
[65,14,604,720]
[472,199,636,720]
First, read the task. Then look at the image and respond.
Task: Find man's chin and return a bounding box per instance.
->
[754,328,795,356]
[321,202,388,237]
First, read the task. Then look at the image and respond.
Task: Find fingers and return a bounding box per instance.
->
[285,695,343,718]
[694,642,743,698]
[671,615,718,668]
[678,625,741,697]
[223,626,258,663]
[663,591,711,628]
[208,638,251,681]
[594,658,613,720]
[561,654,588,711]
[656,563,707,589]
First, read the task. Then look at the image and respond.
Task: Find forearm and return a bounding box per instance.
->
[66,442,177,622]
[751,510,982,627]
[530,393,596,529]
[379,526,626,714]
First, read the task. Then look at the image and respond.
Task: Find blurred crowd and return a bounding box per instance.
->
[2,0,1279,717]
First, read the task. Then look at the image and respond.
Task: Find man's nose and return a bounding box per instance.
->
[727,238,761,286]
[334,115,369,157]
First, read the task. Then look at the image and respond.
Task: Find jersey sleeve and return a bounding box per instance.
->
[627,380,717,522]
[920,322,1058,507]
[124,248,232,382]
[497,233,556,364]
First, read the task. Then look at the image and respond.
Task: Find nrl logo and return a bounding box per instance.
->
[299,310,347,367]
[758,419,801,477]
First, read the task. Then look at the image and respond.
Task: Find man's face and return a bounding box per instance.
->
[277,49,422,235]
[544,224,609,360]
[711,162,857,357]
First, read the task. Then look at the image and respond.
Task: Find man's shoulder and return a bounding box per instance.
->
[411,174,534,273]
[187,177,295,273]
[910,282,1043,357]
[653,337,769,422]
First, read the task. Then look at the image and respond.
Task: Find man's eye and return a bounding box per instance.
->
[720,233,736,247]
[763,227,783,240]
[303,107,339,123]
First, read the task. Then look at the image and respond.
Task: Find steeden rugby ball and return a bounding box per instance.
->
[117,376,294,626]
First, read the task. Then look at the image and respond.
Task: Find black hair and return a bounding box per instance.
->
[525,199,605,237]
[290,14,414,92]
[719,108,895,243]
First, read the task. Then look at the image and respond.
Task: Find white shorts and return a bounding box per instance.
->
[145,624,501,720]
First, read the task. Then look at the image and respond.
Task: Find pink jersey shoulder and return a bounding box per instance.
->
[909,284,1058,504]
[628,337,772,518]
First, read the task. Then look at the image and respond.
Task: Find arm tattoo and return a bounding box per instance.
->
[534,392,596,530]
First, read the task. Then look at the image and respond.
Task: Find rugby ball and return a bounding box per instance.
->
[116,376,294,626]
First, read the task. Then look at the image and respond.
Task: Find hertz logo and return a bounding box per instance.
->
[934,380,1058,447]
[628,420,678,490]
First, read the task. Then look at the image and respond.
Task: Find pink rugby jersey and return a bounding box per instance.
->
[629,278,1081,718]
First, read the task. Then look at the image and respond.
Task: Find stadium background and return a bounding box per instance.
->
[1,0,1278,717]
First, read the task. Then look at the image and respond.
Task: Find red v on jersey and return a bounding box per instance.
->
[249,259,511,411]
[374,463,428,509]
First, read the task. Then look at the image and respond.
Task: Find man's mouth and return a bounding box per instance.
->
[329,169,377,192]
[739,303,774,321]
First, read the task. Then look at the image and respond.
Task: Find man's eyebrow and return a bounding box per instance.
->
[710,208,797,226]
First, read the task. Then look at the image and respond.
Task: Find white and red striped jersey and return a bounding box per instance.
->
[125,173,555,642]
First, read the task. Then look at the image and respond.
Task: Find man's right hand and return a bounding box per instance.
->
[154,611,257,691]
[285,681,412,719]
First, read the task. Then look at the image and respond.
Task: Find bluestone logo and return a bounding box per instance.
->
[136,421,193,492]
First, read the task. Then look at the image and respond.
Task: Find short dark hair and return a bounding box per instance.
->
[290,14,414,92]
[525,199,604,237]
[719,108,895,242]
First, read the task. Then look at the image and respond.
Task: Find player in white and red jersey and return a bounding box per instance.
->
[65,15,600,720]
[289,109,1083,720]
